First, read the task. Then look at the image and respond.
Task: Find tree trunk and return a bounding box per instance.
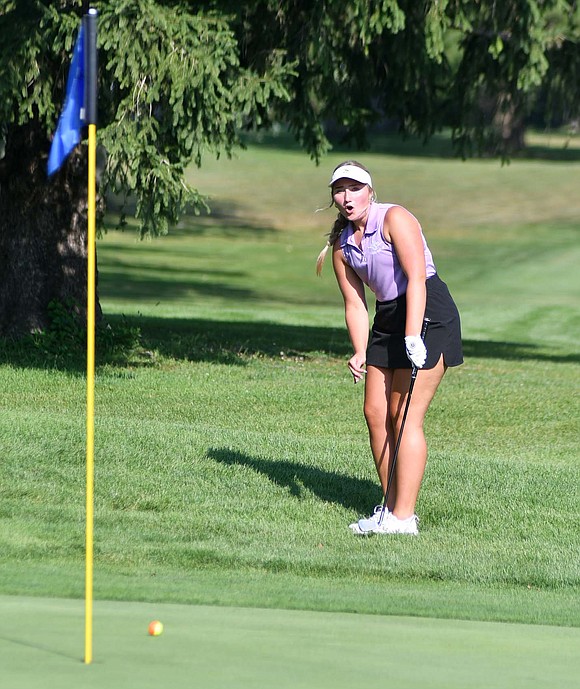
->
[492,92,525,155]
[477,90,526,156]
[0,122,101,337]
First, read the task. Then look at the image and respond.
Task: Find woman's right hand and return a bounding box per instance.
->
[348,353,367,384]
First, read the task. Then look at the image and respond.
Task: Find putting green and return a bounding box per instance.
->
[2,595,579,689]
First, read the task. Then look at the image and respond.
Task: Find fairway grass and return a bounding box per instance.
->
[1,345,578,627]
[2,595,580,689]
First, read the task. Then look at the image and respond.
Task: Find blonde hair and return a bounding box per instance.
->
[315,160,374,276]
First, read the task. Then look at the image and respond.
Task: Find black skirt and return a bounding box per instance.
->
[366,274,463,370]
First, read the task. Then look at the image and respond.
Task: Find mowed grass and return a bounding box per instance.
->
[3,595,580,689]
[0,134,578,628]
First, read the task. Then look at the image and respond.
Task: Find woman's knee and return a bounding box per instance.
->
[363,400,386,430]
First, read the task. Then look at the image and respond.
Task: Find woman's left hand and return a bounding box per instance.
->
[405,335,427,368]
[348,353,367,384]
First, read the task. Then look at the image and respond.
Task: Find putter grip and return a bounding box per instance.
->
[420,317,430,341]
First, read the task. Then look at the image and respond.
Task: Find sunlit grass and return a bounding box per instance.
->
[1,134,578,626]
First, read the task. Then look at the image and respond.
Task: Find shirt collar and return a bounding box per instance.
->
[346,203,379,242]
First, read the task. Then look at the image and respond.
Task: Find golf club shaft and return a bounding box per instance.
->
[381,317,430,515]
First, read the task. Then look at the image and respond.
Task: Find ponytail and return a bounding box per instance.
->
[316,214,349,276]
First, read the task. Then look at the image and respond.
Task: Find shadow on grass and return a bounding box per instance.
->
[105,202,280,237]
[239,129,580,162]
[461,339,578,365]
[100,253,259,303]
[0,634,79,662]
[131,316,580,365]
[207,447,377,514]
[1,314,577,371]
[131,315,350,364]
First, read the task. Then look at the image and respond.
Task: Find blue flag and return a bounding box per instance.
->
[47,24,85,175]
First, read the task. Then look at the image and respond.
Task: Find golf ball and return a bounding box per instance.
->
[148,620,163,636]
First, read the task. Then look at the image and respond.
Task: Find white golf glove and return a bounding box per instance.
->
[405,335,427,369]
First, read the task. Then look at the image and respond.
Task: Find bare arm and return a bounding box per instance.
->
[383,206,427,337]
[332,242,369,382]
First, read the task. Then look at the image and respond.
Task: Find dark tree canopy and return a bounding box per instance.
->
[0,0,579,335]
[219,0,580,157]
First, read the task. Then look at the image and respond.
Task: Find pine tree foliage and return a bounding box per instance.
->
[219,0,580,158]
[0,0,295,237]
[1,1,579,234]
[0,0,579,334]
[96,1,294,236]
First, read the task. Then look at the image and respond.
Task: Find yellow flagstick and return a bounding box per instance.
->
[84,8,98,666]
[85,121,96,665]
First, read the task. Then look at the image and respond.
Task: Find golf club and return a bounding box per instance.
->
[358,317,430,533]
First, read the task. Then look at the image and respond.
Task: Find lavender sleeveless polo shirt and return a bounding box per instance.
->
[339,202,436,302]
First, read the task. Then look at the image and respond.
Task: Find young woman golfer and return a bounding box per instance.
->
[317,161,463,535]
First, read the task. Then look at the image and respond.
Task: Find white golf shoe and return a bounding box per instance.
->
[349,505,389,535]
[372,513,419,535]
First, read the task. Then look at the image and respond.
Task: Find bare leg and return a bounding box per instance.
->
[363,358,446,516]
[363,366,394,502]
[389,356,447,518]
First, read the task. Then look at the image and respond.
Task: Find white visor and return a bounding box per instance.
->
[329,165,373,189]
